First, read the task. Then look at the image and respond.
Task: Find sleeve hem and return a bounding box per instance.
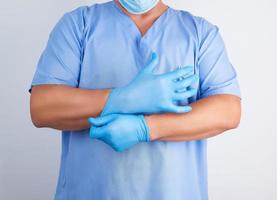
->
[200,89,241,100]
[28,79,77,93]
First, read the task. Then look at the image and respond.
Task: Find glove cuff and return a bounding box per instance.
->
[101,88,123,116]
[138,115,150,142]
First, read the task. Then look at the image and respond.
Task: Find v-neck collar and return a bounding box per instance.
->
[111,0,173,42]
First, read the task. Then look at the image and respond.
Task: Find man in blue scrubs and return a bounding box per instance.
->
[30,0,241,199]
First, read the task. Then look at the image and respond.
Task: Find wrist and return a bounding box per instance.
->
[101,88,125,115]
[137,115,150,142]
[144,115,159,141]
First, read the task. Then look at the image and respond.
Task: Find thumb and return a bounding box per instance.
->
[88,114,117,127]
[142,52,159,74]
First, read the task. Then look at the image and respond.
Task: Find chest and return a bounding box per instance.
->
[78,17,199,90]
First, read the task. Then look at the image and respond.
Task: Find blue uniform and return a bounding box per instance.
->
[30,1,240,199]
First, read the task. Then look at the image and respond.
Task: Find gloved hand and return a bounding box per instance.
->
[88,114,149,152]
[101,52,199,116]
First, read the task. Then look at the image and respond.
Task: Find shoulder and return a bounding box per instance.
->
[59,5,91,29]
[51,6,89,36]
[172,9,219,41]
[64,2,113,23]
[176,9,217,29]
[50,4,101,38]
[57,2,112,32]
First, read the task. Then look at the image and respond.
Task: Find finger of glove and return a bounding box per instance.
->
[174,75,199,91]
[162,66,194,80]
[88,114,118,127]
[89,126,107,139]
[172,88,197,101]
[142,52,159,74]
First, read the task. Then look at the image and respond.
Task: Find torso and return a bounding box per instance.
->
[55,2,208,200]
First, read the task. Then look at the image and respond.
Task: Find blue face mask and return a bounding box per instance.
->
[118,0,160,14]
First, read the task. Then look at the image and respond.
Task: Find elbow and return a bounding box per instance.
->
[226,115,241,130]
[31,119,44,128]
[30,94,48,128]
[30,85,61,129]
[219,115,240,132]
[30,109,47,128]
[31,116,46,128]
[223,101,241,130]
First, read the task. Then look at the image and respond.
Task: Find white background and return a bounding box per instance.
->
[0,0,276,199]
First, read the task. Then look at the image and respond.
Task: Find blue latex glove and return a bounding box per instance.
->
[101,52,199,116]
[88,114,149,152]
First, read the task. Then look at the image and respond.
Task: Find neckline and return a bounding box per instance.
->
[111,0,173,40]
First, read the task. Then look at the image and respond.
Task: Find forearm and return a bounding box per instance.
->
[145,94,241,141]
[158,129,225,141]
[30,85,110,131]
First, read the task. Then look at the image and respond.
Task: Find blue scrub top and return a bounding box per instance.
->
[31,1,240,199]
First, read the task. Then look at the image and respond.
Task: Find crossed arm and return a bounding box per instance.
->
[30,85,241,142]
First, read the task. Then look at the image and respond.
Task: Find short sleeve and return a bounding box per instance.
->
[29,7,87,92]
[197,18,241,99]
